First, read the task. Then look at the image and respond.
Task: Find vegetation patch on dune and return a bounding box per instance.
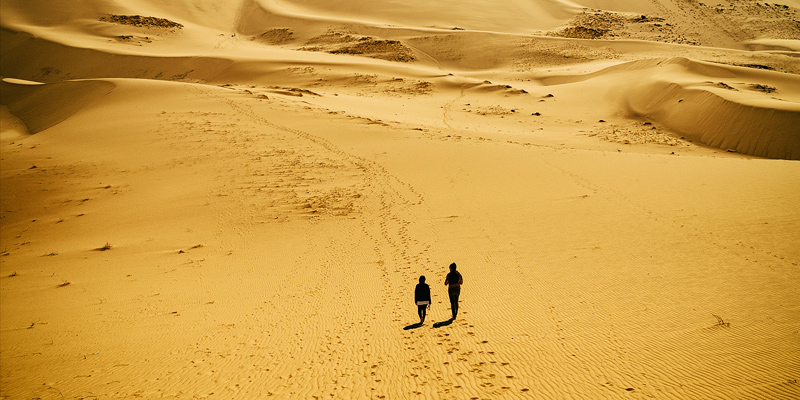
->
[302,31,415,62]
[551,11,622,39]
[590,122,685,146]
[554,2,799,47]
[304,31,359,45]
[551,10,699,45]
[705,1,800,40]
[330,39,415,62]
[750,83,777,93]
[255,28,294,45]
[470,105,518,116]
[100,14,183,29]
[558,26,610,39]
[383,78,433,96]
[114,35,153,45]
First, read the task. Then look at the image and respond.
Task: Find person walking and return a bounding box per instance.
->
[415,275,431,324]
[444,263,463,319]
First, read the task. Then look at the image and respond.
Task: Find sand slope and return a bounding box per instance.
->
[2,0,800,399]
[537,57,800,159]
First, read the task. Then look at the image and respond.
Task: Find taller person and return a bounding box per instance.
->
[444,263,463,320]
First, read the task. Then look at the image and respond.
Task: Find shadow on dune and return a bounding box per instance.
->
[542,57,800,160]
[433,319,454,328]
[404,318,455,329]
[1,79,115,134]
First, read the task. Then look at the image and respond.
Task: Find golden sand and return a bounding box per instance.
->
[2,1,799,399]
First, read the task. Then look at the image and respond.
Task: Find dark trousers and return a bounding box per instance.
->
[417,305,427,322]
[448,286,460,319]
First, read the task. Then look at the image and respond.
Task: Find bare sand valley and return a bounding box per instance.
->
[1,0,799,399]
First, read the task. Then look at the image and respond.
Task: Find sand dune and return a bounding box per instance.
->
[1,79,115,134]
[2,0,799,399]
[625,73,800,159]
[537,57,800,159]
[4,28,798,159]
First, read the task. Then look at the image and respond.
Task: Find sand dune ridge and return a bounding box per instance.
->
[2,1,799,399]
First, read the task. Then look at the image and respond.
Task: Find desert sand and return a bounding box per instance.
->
[1,0,799,399]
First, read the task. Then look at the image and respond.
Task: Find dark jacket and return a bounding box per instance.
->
[415,283,431,303]
[445,271,463,287]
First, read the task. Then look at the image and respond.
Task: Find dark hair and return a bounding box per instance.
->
[449,262,457,270]
[419,275,426,283]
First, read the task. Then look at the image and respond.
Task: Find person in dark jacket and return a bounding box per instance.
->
[444,262,463,320]
[415,275,431,324]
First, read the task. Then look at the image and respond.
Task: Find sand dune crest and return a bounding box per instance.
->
[626,78,800,159]
[540,57,800,159]
[2,0,799,399]
[1,79,114,134]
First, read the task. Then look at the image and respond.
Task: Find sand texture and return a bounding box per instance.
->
[1,0,799,399]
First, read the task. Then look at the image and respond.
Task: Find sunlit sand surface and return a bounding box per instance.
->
[2,1,799,399]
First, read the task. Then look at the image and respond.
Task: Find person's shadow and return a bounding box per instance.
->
[433,318,454,328]
[404,318,454,330]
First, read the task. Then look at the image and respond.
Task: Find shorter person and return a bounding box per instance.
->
[444,263,463,320]
[415,275,431,324]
